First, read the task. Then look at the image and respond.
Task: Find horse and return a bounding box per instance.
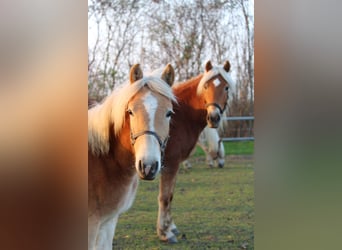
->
[183,126,225,169]
[157,60,235,243]
[88,63,176,250]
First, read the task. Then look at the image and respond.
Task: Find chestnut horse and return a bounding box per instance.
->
[88,64,176,250]
[157,60,235,243]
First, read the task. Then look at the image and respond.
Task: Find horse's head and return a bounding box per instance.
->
[198,60,234,128]
[127,64,175,180]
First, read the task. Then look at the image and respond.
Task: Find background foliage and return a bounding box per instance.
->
[88,0,254,137]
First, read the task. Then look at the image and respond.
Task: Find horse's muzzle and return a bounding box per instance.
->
[138,160,159,180]
[207,113,221,128]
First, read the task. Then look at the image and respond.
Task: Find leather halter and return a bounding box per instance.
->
[205,102,227,115]
[130,130,169,168]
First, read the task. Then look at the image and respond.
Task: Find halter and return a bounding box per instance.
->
[202,72,228,115]
[130,130,169,168]
[205,102,227,115]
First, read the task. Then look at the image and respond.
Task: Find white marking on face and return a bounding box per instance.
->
[134,92,161,177]
[142,92,158,131]
[213,78,221,87]
[207,105,220,117]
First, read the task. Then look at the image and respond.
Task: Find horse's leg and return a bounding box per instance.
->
[206,152,214,168]
[157,163,179,243]
[96,215,118,250]
[88,215,100,250]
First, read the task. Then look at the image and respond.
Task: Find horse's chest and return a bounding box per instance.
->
[117,174,139,215]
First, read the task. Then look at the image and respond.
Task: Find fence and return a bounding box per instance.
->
[221,116,255,142]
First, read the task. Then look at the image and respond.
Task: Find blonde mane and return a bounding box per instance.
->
[197,66,235,95]
[88,76,177,156]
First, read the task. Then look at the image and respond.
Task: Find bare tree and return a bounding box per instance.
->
[88,0,254,137]
[88,0,143,100]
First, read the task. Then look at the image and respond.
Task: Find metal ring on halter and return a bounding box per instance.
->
[130,130,169,169]
[205,102,227,115]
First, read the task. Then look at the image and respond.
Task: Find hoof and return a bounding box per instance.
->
[218,163,224,168]
[167,235,178,244]
[171,228,180,236]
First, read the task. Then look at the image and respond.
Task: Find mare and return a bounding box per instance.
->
[88,64,176,250]
[183,126,225,169]
[157,60,235,243]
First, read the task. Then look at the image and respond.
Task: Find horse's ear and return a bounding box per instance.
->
[223,60,231,72]
[161,64,175,86]
[205,60,213,72]
[129,64,143,84]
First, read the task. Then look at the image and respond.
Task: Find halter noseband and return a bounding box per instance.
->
[130,130,169,168]
[205,102,227,115]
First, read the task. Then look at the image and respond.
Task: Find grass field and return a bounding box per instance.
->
[192,141,254,157]
[114,142,254,249]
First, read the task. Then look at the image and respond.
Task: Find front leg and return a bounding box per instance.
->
[206,152,214,168]
[88,214,100,250]
[157,163,179,243]
[96,216,118,250]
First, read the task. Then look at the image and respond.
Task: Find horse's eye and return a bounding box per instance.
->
[225,86,229,91]
[166,110,174,118]
[127,109,134,116]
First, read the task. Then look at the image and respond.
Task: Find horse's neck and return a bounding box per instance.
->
[88,122,137,218]
[109,123,135,170]
[174,75,207,129]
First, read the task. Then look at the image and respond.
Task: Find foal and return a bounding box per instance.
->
[157,60,235,243]
[88,64,176,250]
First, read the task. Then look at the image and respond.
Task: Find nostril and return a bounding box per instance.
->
[149,161,159,176]
[139,160,144,172]
[212,114,220,123]
[208,114,220,123]
[215,115,221,123]
[152,161,159,173]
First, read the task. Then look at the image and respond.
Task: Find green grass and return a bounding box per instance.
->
[193,141,254,157]
[114,155,254,249]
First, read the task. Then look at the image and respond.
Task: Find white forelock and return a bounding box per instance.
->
[197,66,235,95]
